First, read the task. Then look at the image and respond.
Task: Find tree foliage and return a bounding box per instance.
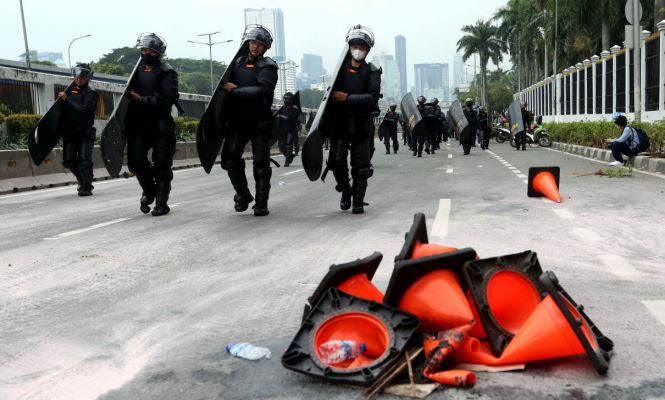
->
[299,89,324,109]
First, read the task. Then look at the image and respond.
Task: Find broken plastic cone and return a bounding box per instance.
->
[528,166,561,203]
[337,273,384,303]
[412,242,458,259]
[423,370,476,388]
[398,270,474,331]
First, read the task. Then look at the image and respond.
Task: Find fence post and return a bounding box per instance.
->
[658,21,665,112]
[591,55,600,115]
[576,62,583,115]
[641,30,650,116]
[583,59,592,116]
[611,45,621,114]
[601,51,610,115]
[625,43,631,115]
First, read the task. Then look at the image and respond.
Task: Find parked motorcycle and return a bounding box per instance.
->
[492,123,511,143]
[510,124,552,148]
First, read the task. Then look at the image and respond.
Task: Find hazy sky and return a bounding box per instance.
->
[2,0,510,87]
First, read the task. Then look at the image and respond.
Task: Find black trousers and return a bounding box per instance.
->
[384,129,399,153]
[126,118,176,204]
[62,138,94,189]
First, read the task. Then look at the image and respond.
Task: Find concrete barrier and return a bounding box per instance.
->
[552,142,665,174]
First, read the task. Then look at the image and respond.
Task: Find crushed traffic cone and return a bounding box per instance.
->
[395,213,458,261]
[463,251,544,356]
[423,370,476,388]
[423,325,475,387]
[528,166,561,203]
[384,248,477,331]
[303,252,384,322]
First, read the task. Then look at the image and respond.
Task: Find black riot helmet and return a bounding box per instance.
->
[389,103,397,110]
[346,24,375,49]
[283,92,294,103]
[73,62,93,79]
[243,24,273,49]
[417,95,426,104]
[136,32,167,55]
[431,98,439,105]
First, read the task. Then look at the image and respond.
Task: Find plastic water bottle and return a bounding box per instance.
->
[318,340,366,364]
[226,343,271,360]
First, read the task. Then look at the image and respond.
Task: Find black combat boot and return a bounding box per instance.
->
[77,161,94,196]
[351,178,368,214]
[336,183,352,211]
[151,180,171,217]
[136,172,156,214]
[228,170,253,212]
[253,167,271,216]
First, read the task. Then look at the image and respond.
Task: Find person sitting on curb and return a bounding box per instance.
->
[606,113,639,167]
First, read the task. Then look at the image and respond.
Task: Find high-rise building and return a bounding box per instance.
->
[395,36,407,98]
[414,63,450,101]
[301,53,326,80]
[453,53,467,89]
[371,54,401,106]
[244,8,286,62]
[275,61,297,100]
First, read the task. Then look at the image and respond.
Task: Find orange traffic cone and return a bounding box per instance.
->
[398,269,474,331]
[396,213,459,261]
[337,273,384,303]
[412,242,458,259]
[528,166,561,203]
[423,325,475,387]
[423,370,476,388]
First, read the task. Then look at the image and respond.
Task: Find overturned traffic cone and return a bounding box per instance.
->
[423,325,475,387]
[384,248,477,331]
[303,252,384,322]
[395,213,458,261]
[528,166,561,203]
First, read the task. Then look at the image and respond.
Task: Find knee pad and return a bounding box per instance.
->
[253,166,272,179]
[221,158,245,172]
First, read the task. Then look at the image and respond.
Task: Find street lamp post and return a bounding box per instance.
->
[187,31,233,95]
[18,0,31,70]
[68,34,92,70]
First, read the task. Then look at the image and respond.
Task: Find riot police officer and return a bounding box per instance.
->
[478,107,490,150]
[461,98,477,155]
[414,95,427,157]
[382,103,400,154]
[58,63,99,196]
[327,25,381,214]
[125,33,179,216]
[424,98,442,154]
[275,92,300,166]
[221,25,278,216]
[516,102,531,151]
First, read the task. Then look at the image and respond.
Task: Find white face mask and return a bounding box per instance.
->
[351,49,367,61]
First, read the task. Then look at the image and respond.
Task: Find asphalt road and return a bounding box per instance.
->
[1,139,665,400]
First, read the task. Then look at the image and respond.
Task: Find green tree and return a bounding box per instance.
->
[32,60,57,67]
[179,72,215,95]
[300,89,324,109]
[92,62,126,76]
[98,47,139,74]
[457,20,505,108]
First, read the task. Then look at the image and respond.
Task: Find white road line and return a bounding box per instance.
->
[571,227,602,242]
[517,174,527,178]
[446,168,454,174]
[508,166,517,170]
[478,165,483,168]
[431,199,451,238]
[44,218,130,240]
[280,168,303,176]
[552,209,574,219]
[642,301,665,326]
[448,154,453,159]
[599,255,642,278]
[512,170,522,174]
[522,179,529,184]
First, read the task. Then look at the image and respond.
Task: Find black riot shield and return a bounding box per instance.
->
[302,45,349,181]
[28,82,76,166]
[196,42,249,174]
[400,93,427,139]
[378,119,386,141]
[448,100,469,137]
[100,59,141,177]
[508,98,524,135]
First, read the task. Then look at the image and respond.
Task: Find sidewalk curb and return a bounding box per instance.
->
[551,142,665,175]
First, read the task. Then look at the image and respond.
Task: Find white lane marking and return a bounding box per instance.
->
[599,255,641,278]
[552,209,574,219]
[478,165,483,168]
[431,199,451,238]
[522,179,529,184]
[512,170,522,174]
[44,218,130,240]
[642,301,665,326]
[571,228,602,242]
[517,174,527,178]
[508,167,517,170]
[280,168,303,177]
[446,168,454,174]
[315,214,329,218]
[402,190,416,194]
[448,154,453,159]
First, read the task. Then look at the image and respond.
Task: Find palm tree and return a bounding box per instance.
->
[457,20,505,107]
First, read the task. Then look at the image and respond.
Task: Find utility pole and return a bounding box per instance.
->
[553,0,558,116]
[19,0,31,70]
[187,32,233,96]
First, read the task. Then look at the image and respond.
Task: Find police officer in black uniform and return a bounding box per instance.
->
[58,63,99,196]
[478,107,490,150]
[125,33,179,216]
[327,25,381,214]
[516,102,531,151]
[382,103,400,154]
[275,91,300,166]
[221,25,278,217]
[414,95,427,157]
[424,98,442,154]
[461,98,477,155]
